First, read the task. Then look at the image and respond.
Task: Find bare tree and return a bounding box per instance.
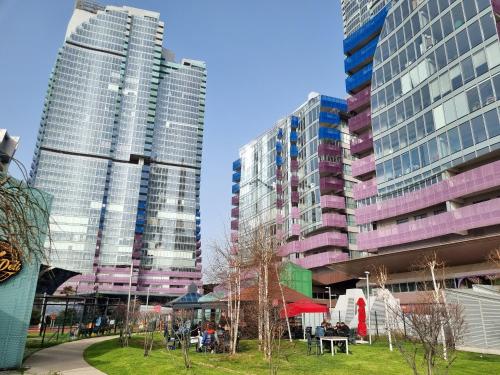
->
[0,158,52,268]
[142,310,160,356]
[487,248,500,267]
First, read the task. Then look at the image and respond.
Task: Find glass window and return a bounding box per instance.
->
[376,163,384,182]
[391,57,400,77]
[407,43,416,65]
[390,131,399,153]
[410,147,420,171]
[454,92,469,119]
[459,121,474,148]
[383,63,392,84]
[399,126,408,148]
[388,106,396,128]
[410,66,420,87]
[424,111,435,134]
[399,48,408,70]
[476,0,492,12]
[448,127,461,153]
[421,84,431,109]
[466,86,481,112]
[485,42,500,69]
[493,74,500,100]
[388,34,397,55]
[430,79,441,102]
[381,41,389,60]
[429,1,439,18]
[473,50,488,76]
[419,143,430,166]
[451,3,465,30]
[382,135,392,156]
[441,12,453,37]
[450,65,462,90]
[433,105,446,129]
[394,78,402,99]
[404,21,413,43]
[479,79,495,107]
[418,59,429,81]
[411,13,420,34]
[484,108,500,138]
[480,13,497,40]
[439,72,451,97]
[384,159,394,180]
[413,92,422,114]
[428,138,439,163]
[456,29,470,55]
[386,84,395,104]
[402,73,412,94]
[407,121,417,143]
[393,155,402,178]
[435,45,447,70]
[405,96,414,119]
[427,53,437,75]
[463,0,476,20]
[374,138,383,157]
[468,20,483,49]
[379,89,387,109]
[438,0,449,12]
[444,98,457,124]
[416,116,425,138]
[396,28,405,50]
[396,102,405,123]
[431,19,443,44]
[437,132,450,157]
[445,37,458,63]
[470,114,487,143]
[461,56,475,83]
[394,6,403,26]
[401,151,411,173]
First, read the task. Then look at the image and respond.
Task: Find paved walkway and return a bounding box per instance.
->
[23,335,116,375]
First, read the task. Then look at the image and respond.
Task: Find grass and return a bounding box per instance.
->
[84,334,500,375]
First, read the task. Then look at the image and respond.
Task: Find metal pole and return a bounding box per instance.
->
[124,262,134,337]
[62,298,69,335]
[325,286,332,311]
[146,286,150,310]
[365,271,372,345]
[39,292,47,336]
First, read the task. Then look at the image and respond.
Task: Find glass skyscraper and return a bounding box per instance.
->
[340,0,500,294]
[30,1,206,297]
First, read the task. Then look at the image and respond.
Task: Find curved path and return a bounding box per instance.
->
[24,336,116,374]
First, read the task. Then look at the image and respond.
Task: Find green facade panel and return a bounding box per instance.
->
[280,262,312,298]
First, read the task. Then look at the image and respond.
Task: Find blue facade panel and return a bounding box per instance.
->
[276,141,283,153]
[290,144,299,157]
[232,183,240,194]
[346,63,373,93]
[232,172,241,182]
[319,112,341,125]
[290,116,299,128]
[343,5,389,54]
[290,131,298,142]
[320,96,348,112]
[344,36,379,73]
[318,127,341,141]
[232,158,241,171]
[276,155,283,166]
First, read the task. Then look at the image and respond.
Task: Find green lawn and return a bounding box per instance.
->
[84,335,500,375]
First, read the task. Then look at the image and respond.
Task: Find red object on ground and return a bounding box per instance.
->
[280,298,328,318]
[356,297,367,337]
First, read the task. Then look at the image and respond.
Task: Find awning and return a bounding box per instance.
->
[280,298,328,318]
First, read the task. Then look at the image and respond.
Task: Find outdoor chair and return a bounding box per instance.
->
[348,328,357,344]
[306,332,320,355]
[202,333,216,354]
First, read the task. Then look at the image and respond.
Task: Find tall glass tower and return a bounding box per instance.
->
[30,1,206,298]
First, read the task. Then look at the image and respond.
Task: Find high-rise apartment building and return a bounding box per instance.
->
[30,1,206,298]
[338,0,500,294]
[231,93,356,286]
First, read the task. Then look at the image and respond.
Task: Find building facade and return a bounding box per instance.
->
[30,1,206,298]
[340,0,500,293]
[231,93,356,275]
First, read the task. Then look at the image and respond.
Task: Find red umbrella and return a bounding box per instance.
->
[280,299,328,318]
[356,297,367,337]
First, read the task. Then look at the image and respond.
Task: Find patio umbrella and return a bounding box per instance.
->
[280,298,328,318]
[356,297,367,337]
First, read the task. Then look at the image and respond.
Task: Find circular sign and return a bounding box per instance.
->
[0,241,23,283]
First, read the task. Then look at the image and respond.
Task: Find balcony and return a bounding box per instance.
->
[348,107,371,133]
[319,111,341,126]
[494,0,500,15]
[290,131,298,142]
[318,143,341,158]
[231,195,239,206]
[291,251,349,269]
[347,86,371,113]
[231,219,239,231]
[290,116,299,128]
[290,144,299,158]
[290,175,299,187]
[291,191,300,204]
[320,195,346,211]
[343,4,389,55]
[196,240,201,249]
[322,213,347,228]
[231,207,239,218]
[357,197,500,251]
[232,159,241,171]
[353,178,377,200]
[318,127,341,141]
[344,36,378,74]
[276,169,283,179]
[232,183,240,194]
[276,198,284,208]
[276,213,284,224]
[290,223,301,237]
[290,160,299,172]
[351,154,375,178]
[276,183,283,194]
[355,159,500,225]
[320,177,343,194]
[291,207,300,219]
[320,96,348,112]
[350,134,373,155]
[276,141,283,153]
[278,232,348,256]
[319,160,342,176]
[345,63,372,94]
[232,172,241,183]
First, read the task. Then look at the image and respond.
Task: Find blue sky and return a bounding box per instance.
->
[0,0,346,267]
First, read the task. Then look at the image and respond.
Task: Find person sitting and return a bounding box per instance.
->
[201,324,216,353]
[335,322,350,353]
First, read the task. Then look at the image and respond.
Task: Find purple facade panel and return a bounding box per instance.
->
[348,107,371,133]
[356,160,500,225]
[352,154,375,178]
[352,177,377,200]
[320,195,346,210]
[322,212,347,228]
[347,85,370,113]
[291,251,349,269]
[358,197,500,250]
[278,231,348,257]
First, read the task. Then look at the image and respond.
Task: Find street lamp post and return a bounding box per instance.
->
[365,271,372,345]
[325,286,332,311]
